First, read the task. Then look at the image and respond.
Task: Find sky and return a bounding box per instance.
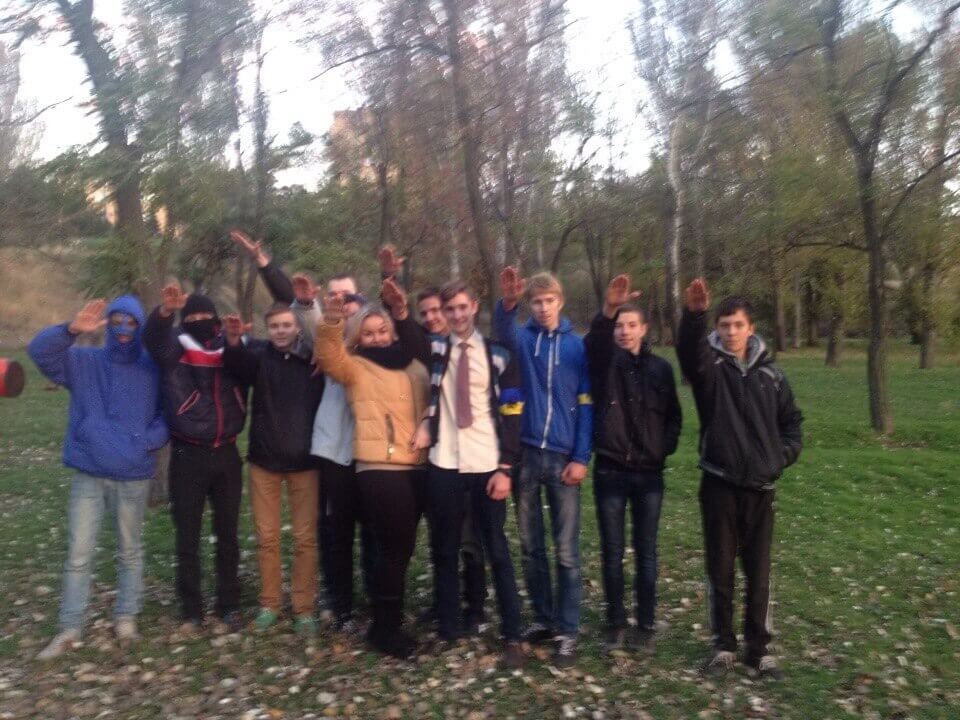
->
[14,0,924,188]
[15,0,651,188]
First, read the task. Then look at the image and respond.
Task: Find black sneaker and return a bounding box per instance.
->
[334,614,357,634]
[521,622,554,645]
[369,627,416,660]
[553,635,577,668]
[628,627,656,656]
[602,627,626,655]
[747,654,784,681]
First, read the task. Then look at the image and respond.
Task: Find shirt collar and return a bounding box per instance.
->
[453,329,483,349]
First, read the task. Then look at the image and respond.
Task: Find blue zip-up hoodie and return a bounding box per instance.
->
[493,300,592,464]
[28,296,169,481]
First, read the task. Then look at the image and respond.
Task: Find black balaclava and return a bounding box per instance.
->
[181,294,220,347]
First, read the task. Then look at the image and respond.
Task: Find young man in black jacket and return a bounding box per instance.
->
[584,275,681,655]
[143,283,248,633]
[222,304,324,636]
[677,279,803,680]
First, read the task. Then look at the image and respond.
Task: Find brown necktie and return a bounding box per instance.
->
[456,341,473,429]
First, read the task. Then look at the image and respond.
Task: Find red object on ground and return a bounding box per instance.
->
[0,358,25,398]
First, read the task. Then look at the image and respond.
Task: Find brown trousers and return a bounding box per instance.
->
[249,464,319,616]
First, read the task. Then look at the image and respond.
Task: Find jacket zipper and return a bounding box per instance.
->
[385,414,395,460]
[540,331,555,449]
[213,369,223,448]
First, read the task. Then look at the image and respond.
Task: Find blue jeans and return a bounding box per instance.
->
[593,462,664,630]
[59,473,150,633]
[513,447,581,636]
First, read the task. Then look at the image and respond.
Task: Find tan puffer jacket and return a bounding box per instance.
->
[314,319,429,466]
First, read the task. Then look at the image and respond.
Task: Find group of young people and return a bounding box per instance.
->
[28,233,803,680]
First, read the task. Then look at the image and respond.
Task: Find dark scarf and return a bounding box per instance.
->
[356,342,410,370]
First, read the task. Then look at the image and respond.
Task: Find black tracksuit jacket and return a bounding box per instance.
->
[676,309,803,490]
[585,313,682,472]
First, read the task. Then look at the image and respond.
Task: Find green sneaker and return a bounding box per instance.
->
[294,615,318,637]
[254,608,278,631]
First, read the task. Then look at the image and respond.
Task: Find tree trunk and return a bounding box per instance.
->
[770,247,786,353]
[804,280,818,347]
[859,175,893,433]
[919,262,935,369]
[825,274,844,368]
[664,116,685,344]
[792,272,802,349]
[443,0,496,317]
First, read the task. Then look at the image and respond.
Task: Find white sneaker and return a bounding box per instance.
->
[116,616,138,644]
[37,629,80,660]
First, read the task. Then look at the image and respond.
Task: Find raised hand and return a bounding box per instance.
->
[604,274,641,318]
[684,278,711,313]
[380,277,409,319]
[486,470,512,500]
[229,229,269,268]
[500,266,526,311]
[377,244,405,277]
[292,273,317,304]
[322,293,346,323]
[159,283,188,318]
[68,299,108,335]
[223,314,252,346]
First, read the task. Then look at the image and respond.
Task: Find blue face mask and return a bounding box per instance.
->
[106,311,142,362]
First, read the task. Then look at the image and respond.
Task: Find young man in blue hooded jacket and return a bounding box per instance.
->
[493,267,593,668]
[29,297,168,659]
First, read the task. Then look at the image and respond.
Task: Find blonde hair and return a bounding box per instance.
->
[344,305,397,349]
[525,271,564,301]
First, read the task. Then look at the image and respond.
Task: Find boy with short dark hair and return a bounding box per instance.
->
[584,275,681,655]
[677,278,803,679]
[221,302,324,635]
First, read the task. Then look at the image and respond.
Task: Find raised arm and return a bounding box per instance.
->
[313,295,359,387]
[143,283,187,369]
[221,315,261,386]
[382,277,430,366]
[676,278,715,389]
[28,300,107,387]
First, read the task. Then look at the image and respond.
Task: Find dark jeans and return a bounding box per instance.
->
[699,474,775,659]
[169,440,242,621]
[418,473,487,622]
[513,446,581,636]
[356,469,420,632]
[319,458,376,619]
[593,461,664,630]
[427,466,521,641]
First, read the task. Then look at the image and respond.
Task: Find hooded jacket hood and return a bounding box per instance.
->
[105,295,147,364]
[707,331,769,372]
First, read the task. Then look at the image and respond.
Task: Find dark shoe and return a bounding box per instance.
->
[521,622,554,645]
[602,627,626,655]
[334,615,357,634]
[501,641,525,670]
[367,623,415,659]
[461,612,486,637]
[628,627,656,656]
[700,650,735,677]
[747,654,784,681]
[553,635,577,669]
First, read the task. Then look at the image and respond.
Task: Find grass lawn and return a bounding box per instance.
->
[0,340,958,719]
